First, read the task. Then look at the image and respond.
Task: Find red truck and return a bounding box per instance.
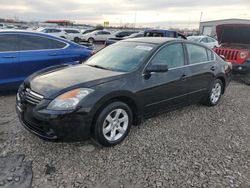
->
[214,24,250,85]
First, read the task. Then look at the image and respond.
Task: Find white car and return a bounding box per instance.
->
[187,36,219,48]
[82,30,113,43]
[39,28,68,39]
[62,28,83,43]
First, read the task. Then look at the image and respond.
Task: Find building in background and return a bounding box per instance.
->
[45,20,73,26]
[199,19,250,37]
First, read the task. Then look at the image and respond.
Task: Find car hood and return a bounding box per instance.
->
[27,64,125,98]
[216,24,250,45]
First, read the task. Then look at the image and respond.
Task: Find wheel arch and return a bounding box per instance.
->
[215,75,226,94]
[90,92,142,132]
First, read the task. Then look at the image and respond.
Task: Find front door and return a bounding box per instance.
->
[137,42,188,116]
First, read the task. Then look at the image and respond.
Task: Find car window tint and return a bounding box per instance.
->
[151,43,185,69]
[0,34,19,52]
[208,37,215,42]
[145,32,164,37]
[187,44,208,64]
[102,31,110,35]
[65,30,79,34]
[201,38,208,43]
[20,35,66,50]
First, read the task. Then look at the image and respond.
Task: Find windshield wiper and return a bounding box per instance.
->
[87,64,112,70]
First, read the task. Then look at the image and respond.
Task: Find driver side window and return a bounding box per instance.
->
[150,43,185,69]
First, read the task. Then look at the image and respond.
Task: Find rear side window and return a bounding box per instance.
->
[201,38,208,43]
[145,32,164,37]
[65,30,79,34]
[207,49,215,61]
[186,44,208,64]
[19,35,66,51]
[151,43,185,69]
[0,34,19,52]
[208,37,215,42]
[51,29,61,33]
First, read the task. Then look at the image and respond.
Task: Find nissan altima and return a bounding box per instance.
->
[16,38,232,147]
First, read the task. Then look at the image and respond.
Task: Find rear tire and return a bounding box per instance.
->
[74,37,80,43]
[93,101,132,147]
[202,79,223,106]
[241,72,250,85]
[88,38,95,44]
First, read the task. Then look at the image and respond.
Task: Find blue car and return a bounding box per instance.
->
[144,29,187,39]
[0,30,92,91]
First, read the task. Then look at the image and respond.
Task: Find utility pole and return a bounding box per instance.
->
[199,12,203,35]
[134,10,137,28]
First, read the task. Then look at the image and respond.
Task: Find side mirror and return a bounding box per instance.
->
[220,55,226,61]
[145,64,168,74]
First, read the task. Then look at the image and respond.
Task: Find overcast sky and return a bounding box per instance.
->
[0,0,250,28]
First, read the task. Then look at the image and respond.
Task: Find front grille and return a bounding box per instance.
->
[214,48,239,61]
[19,88,44,106]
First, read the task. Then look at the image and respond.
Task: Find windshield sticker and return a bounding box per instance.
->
[135,46,153,51]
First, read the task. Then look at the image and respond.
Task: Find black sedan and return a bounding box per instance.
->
[16,38,232,147]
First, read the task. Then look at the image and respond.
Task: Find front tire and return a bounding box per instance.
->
[93,101,132,147]
[203,79,223,106]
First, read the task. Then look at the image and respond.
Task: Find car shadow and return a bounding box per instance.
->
[0,90,17,96]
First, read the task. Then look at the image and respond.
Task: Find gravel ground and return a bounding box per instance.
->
[0,80,249,188]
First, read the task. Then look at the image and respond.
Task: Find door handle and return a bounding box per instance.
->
[2,56,16,58]
[181,74,187,80]
[210,66,216,71]
[48,53,58,56]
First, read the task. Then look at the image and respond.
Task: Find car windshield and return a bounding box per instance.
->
[187,36,202,42]
[85,42,156,72]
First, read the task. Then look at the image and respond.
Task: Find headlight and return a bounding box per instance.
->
[239,52,247,59]
[47,88,94,110]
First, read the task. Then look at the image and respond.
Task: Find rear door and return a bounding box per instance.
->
[97,31,111,41]
[184,43,216,103]
[19,34,68,79]
[138,42,189,115]
[0,34,20,88]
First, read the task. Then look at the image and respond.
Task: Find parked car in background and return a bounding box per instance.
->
[82,30,112,43]
[0,31,92,90]
[39,28,68,39]
[144,29,187,39]
[187,36,219,48]
[214,24,250,85]
[123,32,144,39]
[16,38,231,146]
[0,23,7,29]
[62,28,83,43]
[105,30,139,46]
[81,29,97,35]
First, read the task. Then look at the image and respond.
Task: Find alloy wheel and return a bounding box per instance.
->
[210,83,222,104]
[102,109,129,142]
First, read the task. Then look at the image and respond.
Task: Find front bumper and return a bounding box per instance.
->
[16,103,93,142]
[232,61,250,75]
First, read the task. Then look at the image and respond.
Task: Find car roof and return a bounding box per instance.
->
[122,37,182,44]
[0,30,67,40]
[145,29,177,33]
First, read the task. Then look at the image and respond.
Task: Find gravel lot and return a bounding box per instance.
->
[0,80,250,188]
